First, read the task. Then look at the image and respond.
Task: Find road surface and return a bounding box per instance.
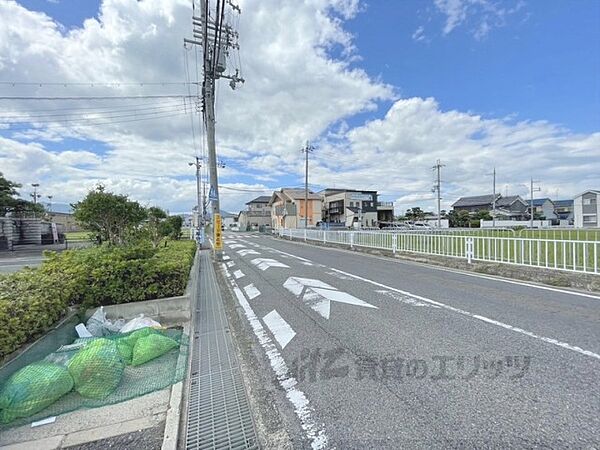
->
[220,232,600,449]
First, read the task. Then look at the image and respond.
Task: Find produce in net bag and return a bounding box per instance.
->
[120,326,160,349]
[68,338,124,399]
[131,333,179,366]
[0,362,73,423]
[115,338,133,365]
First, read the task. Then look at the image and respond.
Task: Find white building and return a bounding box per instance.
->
[574,190,600,228]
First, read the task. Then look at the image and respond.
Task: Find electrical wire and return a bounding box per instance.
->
[0,95,196,101]
[1,104,187,125]
[0,100,185,121]
[0,81,198,87]
[5,110,188,130]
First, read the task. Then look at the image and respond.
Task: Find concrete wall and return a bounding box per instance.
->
[480,219,551,228]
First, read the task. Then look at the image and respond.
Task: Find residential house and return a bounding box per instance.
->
[574,190,600,228]
[320,189,379,228]
[452,194,529,220]
[269,189,322,229]
[529,198,557,221]
[238,196,272,230]
[553,199,574,225]
[220,211,238,229]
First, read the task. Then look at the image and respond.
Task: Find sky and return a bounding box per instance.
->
[0,0,598,215]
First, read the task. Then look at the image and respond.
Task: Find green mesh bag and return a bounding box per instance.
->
[0,363,73,424]
[131,334,179,366]
[68,338,124,399]
[120,327,160,349]
[115,339,133,365]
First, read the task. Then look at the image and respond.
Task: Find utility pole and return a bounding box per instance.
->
[185,0,243,258]
[189,156,203,230]
[432,160,444,228]
[301,141,314,229]
[492,168,496,228]
[530,177,541,229]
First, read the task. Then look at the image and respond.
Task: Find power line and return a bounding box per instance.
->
[0,81,198,87]
[0,102,187,122]
[0,95,196,101]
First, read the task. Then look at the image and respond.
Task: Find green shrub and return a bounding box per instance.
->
[0,240,196,360]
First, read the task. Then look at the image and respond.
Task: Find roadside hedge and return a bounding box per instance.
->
[0,240,196,360]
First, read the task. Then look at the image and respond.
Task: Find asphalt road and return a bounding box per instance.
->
[0,253,45,273]
[220,232,600,449]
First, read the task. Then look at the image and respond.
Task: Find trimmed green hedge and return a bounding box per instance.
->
[0,240,196,360]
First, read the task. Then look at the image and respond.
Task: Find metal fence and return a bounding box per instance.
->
[278,228,600,275]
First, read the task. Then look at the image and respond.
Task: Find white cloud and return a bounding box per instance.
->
[0,0,597,219]
[433,0,525,39]
[412,26,426,42]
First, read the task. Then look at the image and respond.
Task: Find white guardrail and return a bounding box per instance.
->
[277,228,600,275]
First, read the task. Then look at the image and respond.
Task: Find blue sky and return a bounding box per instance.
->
[1,0,599,214]
[344,0,600,133]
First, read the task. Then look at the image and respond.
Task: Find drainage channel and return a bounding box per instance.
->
[184,250,259,449]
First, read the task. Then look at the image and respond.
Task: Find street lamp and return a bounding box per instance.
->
[30,183,41,204]
[47,195,53,213]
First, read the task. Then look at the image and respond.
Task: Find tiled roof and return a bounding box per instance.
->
[452,194,498,207]
[245,195,271,204]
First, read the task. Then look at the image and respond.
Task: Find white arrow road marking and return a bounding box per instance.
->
[263,310,296,349]
[238,249,260,256]
[233,269,245,279]
[283,277,377,320]
[229,243,246,249]
[226,261,235,268]
[251,258,290,271]
[221,264,327,449]
[243,283,261,299]
[283,277,334,295]
[375,289,440,308]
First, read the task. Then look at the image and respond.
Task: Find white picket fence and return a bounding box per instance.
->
[277,228,600,275]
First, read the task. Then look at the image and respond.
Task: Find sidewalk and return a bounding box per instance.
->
[181,250,259,449]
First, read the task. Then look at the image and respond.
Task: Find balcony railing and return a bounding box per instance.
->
[377,202,394,208]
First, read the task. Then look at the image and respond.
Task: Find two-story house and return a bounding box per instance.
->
[269,189,322,229]
[574,190,600,228]
[237,196,272,230]
[320,188,381,228]
[452,194,529,220]
[529,198,557,220]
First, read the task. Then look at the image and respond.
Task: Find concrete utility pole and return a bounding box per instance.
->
[432,160,444,228]
[189,157,203,228]
[492,168,496,228]
[301,141,314,229]
[185,0,243,258]
[530,177,541,229]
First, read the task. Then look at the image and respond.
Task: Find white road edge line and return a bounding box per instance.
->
[263,310,296,349]
[221,264,328,449]
[330,268,600,361]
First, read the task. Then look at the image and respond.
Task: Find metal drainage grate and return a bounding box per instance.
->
[185,251,259,450]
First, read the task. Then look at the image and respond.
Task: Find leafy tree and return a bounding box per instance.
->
[405,207,425,221]
[165,215,183,240]
[447,209,471,227]
[146,206,168,248]
[72,185,147,245]
[0,173,45,217]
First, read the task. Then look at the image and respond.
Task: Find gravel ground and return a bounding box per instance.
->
[65,421,165,450]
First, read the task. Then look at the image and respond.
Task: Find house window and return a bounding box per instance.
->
[583,198,597,205]
[583,215,597,223]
